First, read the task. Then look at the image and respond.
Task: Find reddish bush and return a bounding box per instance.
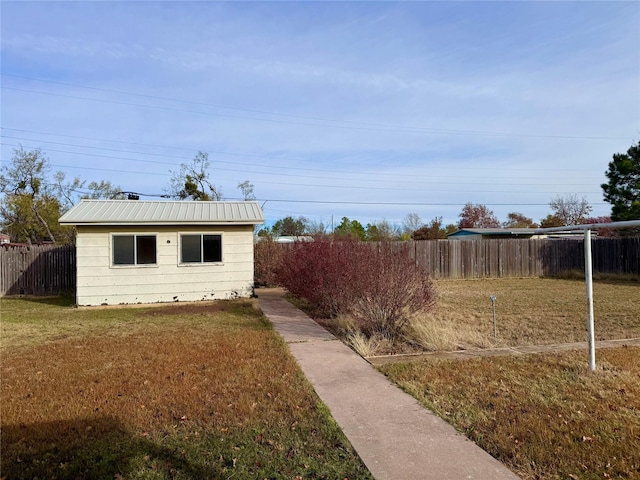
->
[254,239,289,287]
[276,240,435,340]
[275,239,358,316]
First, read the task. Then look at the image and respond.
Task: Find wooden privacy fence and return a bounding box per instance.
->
[410,237,640,279]
[0,244,75,295]
[1,238,638,296]
[255,237,640,283]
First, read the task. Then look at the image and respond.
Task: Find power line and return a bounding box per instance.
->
[0,135,602,184]
[3,73,444,131]
[1,83,630,141]
[2,142,604,198]
[254,199,610,206]
[1,127,609,174]
[3,141,602,195]
[58,190,607,208]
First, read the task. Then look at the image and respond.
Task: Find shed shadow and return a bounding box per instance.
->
[1,416,210,479]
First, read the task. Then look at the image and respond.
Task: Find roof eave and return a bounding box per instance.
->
[62,220,264,227]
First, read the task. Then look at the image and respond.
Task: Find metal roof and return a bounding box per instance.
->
[59,200,264,226]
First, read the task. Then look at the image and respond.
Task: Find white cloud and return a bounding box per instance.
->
[1,1,637,227]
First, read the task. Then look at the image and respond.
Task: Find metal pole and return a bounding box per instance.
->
[489,295,497,339]
[584,229,596,371]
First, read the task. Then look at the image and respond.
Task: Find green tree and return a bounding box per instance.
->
[257,227,273,238]
[271,216,308,236]
[366,220,400,241]
[0,147,72,244]
[83,180,125,200]
[503,212,538,228]
[334,217,366,240]
[0,147,122,244]
[601,141,640,222]
[168,151,222,201]
[539,214,563,228]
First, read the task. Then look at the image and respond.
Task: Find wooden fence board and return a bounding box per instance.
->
[2,238,639,296]
[0,245,75,295]
[251,238,637,280]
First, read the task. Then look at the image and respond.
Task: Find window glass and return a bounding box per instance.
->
[181,234,222,263]
[203,235,222,262]
[112,235,156,265]
[136,236,157,264]
[181,234,202,263]
[113,235,134,265]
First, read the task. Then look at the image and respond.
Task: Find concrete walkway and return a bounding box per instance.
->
[257,288,520,480]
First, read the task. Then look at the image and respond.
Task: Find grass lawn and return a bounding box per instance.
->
[0,297,372,479]
[306,277,639,355]
[301,276,639,478]
[376,278,639,477]
[405,277,640,351]
[380,347,640,479]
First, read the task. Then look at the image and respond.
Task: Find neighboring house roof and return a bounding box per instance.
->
[449,228,539,237]
[270,236,314,243]
[60,200,264,226]
[448,228,584,239]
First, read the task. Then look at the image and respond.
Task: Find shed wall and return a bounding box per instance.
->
[75,225,255,305]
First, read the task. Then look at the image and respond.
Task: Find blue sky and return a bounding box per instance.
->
[1,1,638,230]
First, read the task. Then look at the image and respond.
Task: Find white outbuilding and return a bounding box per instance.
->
[59,199,264,306]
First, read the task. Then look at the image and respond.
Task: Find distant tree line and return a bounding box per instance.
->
[260,140,639,240]
[0,147,254,244]
[2,140,638,244]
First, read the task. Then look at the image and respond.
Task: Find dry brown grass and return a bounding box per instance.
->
[380,347,640,479]
[415,277,640,348]
[0,297,371,479]
[305,277,639,355]
[405,316,497,351]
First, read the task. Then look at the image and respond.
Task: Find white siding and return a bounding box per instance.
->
[75,225,255,306]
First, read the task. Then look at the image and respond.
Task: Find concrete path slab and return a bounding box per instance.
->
[257,289,519,480]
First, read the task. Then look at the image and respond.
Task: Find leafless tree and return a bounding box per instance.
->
[549,194,592,225]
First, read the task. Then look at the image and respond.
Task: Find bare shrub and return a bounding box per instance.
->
[277,239,436,340]
[348,245,436,340]
[254,239,288,286]
[276,239,365,317]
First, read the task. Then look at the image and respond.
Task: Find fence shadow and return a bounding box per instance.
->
[1,294,76,307]
[538,239,584,277]
[538,237,640,278]
[1,416,211,479]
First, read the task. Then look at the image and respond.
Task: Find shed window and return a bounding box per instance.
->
[181,234,222,263]
[113,235,156,265]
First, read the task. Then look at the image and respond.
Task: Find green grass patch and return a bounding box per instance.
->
[1,297,372,479]
[379,347,640,479]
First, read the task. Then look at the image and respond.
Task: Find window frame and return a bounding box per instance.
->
[111,233,158,267]
[179,233,223,265]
